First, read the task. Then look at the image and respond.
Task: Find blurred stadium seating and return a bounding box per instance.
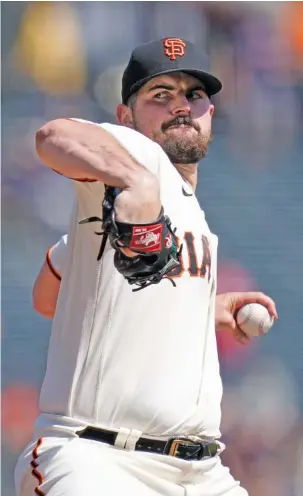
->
[2,3,303,495]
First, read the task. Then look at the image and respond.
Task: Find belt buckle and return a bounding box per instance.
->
[164,437,195,457]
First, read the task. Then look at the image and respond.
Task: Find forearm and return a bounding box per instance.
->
[36,119,152,187]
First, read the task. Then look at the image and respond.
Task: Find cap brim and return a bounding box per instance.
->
[126,68,222,102]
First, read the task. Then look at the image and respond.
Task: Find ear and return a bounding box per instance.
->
[116,104,134,128]
[209,104,215,117]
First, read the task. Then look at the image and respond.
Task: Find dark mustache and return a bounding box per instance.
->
[162,116,200,132]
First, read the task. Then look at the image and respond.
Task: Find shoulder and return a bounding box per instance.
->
[100,123,168,175]
[69,119,172,174]
[100,123,161,152]
[69,119,167,155]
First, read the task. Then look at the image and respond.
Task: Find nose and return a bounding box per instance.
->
[170,95,191,116]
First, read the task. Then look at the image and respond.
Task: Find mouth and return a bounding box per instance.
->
[164,117,199,132]
[169,123,192,129]
[167,124,196,132]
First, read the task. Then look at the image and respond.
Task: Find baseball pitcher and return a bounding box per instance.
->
[15,38,277,496]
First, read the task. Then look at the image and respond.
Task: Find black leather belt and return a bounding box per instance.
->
[77,426,219,461]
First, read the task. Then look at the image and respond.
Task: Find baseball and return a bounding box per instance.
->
[236,303,274,337]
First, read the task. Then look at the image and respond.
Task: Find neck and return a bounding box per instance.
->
[174,163,198,191]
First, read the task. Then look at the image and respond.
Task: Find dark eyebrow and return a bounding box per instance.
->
[147,84,206,93]
[148,84,175,92]
[187,86,206,93]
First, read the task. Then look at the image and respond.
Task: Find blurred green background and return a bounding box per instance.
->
[2,2,303,495]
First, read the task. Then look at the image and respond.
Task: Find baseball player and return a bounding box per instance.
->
[15,38,277,496]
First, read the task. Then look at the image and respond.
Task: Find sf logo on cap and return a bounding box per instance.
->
[163,38,186,61]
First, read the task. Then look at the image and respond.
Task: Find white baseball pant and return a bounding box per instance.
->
[15,434,249,496]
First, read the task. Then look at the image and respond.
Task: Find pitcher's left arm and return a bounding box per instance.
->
[32,235,67,319]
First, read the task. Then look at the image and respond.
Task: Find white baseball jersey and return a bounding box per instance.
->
[37,122,222,439]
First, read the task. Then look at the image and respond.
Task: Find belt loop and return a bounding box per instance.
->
[114,427,130,449]
[125,429,142,451]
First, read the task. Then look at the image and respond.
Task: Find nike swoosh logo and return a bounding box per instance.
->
[182,186,193,197]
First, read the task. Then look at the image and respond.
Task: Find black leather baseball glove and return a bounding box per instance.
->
[79,186,181,291]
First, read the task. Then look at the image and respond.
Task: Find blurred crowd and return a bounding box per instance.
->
[2,2,303,495]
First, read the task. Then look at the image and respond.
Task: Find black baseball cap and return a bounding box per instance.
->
[122,37,222,104]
